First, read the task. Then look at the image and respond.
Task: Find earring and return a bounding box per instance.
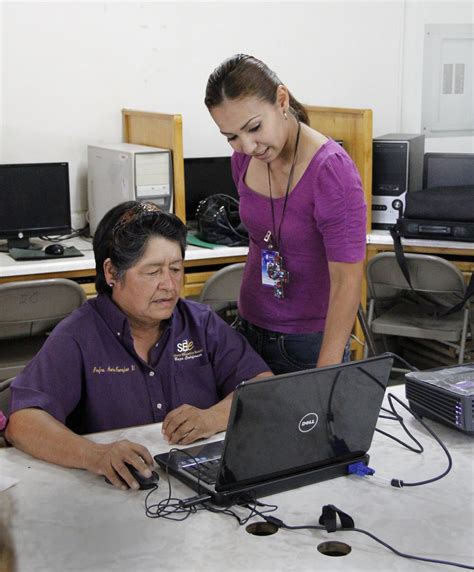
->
[109,282,114,288]
[283,111,288,120]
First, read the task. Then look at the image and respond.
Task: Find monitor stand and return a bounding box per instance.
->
[10,237,37,249]
[0,237,41,252]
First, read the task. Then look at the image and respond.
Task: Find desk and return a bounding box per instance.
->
[1,386,473,572]
[0,237,248,298]
[367,231,474,278]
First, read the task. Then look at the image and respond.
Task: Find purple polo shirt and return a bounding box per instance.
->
[232,139,367,333]
[9,295,269,434]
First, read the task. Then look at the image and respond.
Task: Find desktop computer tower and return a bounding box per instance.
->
[371,133,425,230]
[87,143,173,235]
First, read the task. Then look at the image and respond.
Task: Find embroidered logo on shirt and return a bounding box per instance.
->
[174,339,203,362]
[92,365,136,375]
[176,339,194,353]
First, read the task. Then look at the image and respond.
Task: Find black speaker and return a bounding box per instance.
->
[371,133,425,229]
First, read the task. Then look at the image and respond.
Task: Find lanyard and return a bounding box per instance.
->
[266,120,301,252]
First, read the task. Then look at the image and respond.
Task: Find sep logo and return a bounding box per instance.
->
[176,339,194,353]
[298,412,319,433]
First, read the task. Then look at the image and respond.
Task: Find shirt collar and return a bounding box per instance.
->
[94,293,176,343]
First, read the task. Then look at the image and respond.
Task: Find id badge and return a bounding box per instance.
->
[261,249,278,286]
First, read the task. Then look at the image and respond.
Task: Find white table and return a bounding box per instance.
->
[0,237,249,299]
[1,386,473,572]
[0,237,249,280]
[367,230,474,251]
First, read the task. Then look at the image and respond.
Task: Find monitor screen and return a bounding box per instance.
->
[423,152,474,189]
[184,156,238,222]
[0,162,71,249]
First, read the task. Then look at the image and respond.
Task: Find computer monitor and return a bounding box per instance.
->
[184,156,238,223]
[0,162,71,250]
[423,152,474,188]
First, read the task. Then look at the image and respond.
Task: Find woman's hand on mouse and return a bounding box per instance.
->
[83,439,154,490]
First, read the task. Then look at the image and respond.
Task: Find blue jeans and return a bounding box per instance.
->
[235,317,350,376]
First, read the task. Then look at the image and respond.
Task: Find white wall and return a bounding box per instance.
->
[1,1,472,227]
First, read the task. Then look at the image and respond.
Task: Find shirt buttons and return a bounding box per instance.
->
[149,371,155,377]
[157,403,162,410]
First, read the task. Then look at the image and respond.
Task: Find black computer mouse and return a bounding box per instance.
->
[104,463,160,490]
[44,243,65,256]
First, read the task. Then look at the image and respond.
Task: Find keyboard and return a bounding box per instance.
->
[181,458,222,485]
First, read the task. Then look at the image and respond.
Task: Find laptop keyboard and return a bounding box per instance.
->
[182,458,221,485]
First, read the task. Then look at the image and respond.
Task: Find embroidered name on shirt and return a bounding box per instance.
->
[174,339,203,362]
[93,365,136,374]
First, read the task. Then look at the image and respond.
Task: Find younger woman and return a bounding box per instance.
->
[205,54,366,375]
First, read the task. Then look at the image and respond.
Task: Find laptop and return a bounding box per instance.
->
[155,355,393,506]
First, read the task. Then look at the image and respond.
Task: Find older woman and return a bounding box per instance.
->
[6,201,271,490]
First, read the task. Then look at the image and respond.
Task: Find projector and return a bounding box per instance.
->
[405,363,474,434]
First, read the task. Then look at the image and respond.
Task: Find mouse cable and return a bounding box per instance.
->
[145,447,241,521]
[253,504,474,571]
[145,448,204,521]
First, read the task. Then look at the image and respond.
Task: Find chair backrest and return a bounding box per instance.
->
[367,252,467,307]
[198,263,245,313]
[0,279,87,340]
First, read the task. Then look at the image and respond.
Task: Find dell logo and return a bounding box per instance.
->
[298,412,319,433]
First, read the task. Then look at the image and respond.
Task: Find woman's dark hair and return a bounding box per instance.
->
[205,54,309,125]
[93,201,187,295]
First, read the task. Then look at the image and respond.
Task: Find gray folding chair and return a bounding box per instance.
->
[0,279,86,381]
[366,252,471,364]
[198,263,245,324]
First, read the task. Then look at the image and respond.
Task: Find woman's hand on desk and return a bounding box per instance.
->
[162,395,233,446]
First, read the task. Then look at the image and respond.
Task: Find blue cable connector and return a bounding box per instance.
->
[348,462,375,477]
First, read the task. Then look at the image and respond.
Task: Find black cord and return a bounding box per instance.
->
[203,497,278,526]
[379,351,419,372]
[362,357,453,485]
[144,448,279,523]
[383,393,453,488]
[253,507,474,570]
[375,393,425,454]
[145,448,206,521]
[39,224,90,242]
